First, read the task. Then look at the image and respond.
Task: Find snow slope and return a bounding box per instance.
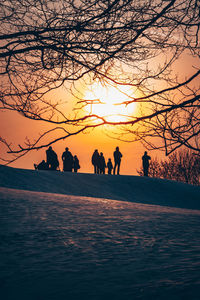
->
[0,165,200,300]
[0,164,200,209]
[1,187,200,300]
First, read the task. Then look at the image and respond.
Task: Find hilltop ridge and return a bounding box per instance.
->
[0,165,199,210]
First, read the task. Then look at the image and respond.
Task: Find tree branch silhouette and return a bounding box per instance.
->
[0,0,199,163]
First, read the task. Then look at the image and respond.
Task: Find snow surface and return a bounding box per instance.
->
[0,165,200,209]
[0,165,200,299]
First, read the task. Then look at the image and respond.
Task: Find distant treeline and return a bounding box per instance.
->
[137,150,200,186]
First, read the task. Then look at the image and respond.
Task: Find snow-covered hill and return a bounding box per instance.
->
[0,164,199,210]
[0,165,200,300]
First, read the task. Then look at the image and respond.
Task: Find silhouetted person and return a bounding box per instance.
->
[73,155,80,173]
[142,151,151,176]
[99,152,106,174]
[92,149,100,174]
[113,146,122,175]
[62,147,74,172]
[34,160,49,170]
[107,158,113,175]
[46,146,59,170]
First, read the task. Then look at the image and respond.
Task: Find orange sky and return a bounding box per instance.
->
[0,76,154,175]
[0,108,155,175]
[0,53,198,174]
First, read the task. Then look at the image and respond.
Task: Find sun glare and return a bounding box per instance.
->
[84,83,136,122]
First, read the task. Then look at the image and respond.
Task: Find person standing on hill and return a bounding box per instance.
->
[62,147,73,172]
[46,146,59,170]
[113,146,123,175]
[107,158,113,175]
[142,151,151,176]
[73,155,80,173]
[99,152,106,174]
[92,149,100,174]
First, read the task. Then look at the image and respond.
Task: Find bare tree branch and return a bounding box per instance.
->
[0,0,199,163]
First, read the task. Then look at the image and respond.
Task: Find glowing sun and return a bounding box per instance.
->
[84,83,136,122]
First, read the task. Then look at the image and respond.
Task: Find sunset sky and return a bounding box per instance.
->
[0,51,198,174]
[0,85,151,175]
[0,1,199,174]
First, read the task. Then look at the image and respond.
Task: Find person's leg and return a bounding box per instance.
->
[113,162,116,175]
[117,162,120,175]
[51,164,57,170]
[146,166,149,177]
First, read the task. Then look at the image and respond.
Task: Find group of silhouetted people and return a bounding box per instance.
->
[92,146,123,175]
[34,146,59,171]
[91,148,151,176]
[62,147,80,172]
[34,145,151,177]
[34,146,80,173]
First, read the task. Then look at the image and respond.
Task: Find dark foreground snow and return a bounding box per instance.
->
[0,166,200,299]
